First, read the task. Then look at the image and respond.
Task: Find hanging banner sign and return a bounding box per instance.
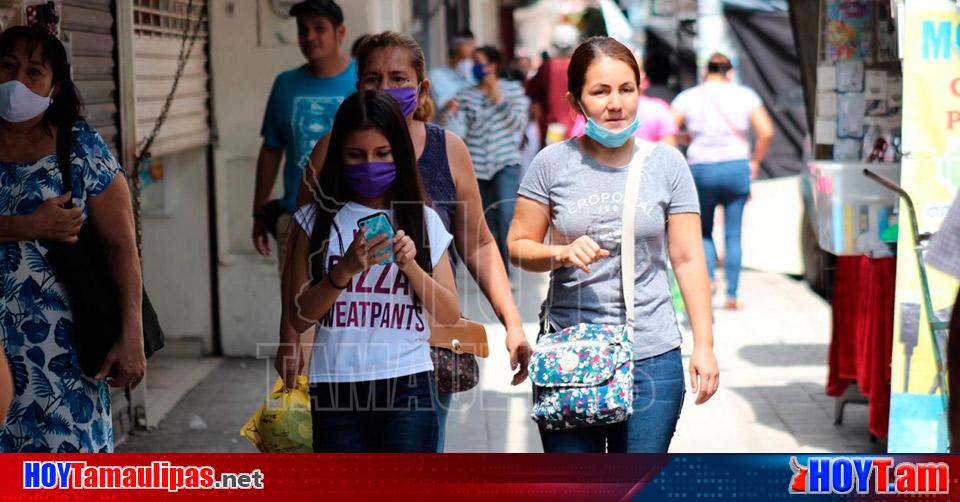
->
[889,2,960,453]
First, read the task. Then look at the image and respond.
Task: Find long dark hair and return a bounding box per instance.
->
[0,26,83,133]
[309,89,431,283]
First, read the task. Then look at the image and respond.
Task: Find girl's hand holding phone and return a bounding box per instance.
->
[338,231,392,277]
[393,230,418,272]
[357,213,396,265]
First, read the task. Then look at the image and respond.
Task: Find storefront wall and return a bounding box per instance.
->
[209,0,417,357]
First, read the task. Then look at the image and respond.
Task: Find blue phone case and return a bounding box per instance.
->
[358,213,395,265]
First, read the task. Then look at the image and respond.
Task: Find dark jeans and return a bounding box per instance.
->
[309,371,438,453]
[690,160,751,300]
[538,348,685,453]
[478,164,522,274]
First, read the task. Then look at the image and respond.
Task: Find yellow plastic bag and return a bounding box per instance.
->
[240,376,313,453]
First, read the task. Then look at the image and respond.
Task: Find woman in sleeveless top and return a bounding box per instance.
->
[279,32,530,453]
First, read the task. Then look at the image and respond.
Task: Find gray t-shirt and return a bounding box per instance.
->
[518,138,700,360]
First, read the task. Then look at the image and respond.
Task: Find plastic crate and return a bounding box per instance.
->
[811,162,900,257]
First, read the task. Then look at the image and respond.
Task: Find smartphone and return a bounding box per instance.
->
[357,212,396,265]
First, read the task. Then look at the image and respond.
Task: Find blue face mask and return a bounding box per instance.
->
[472,63,487,82]
[583,115,640,148]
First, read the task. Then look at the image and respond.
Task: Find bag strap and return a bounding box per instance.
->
[704,91,750,146]
[540,139,655,336]
[620,138,655,338]
[56,122,75,208]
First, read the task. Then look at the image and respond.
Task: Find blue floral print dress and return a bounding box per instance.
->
[0,121,120,452]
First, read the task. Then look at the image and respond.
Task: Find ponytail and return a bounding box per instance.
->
[413,92,435,122]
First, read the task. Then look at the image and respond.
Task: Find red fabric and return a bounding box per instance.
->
[827,256,896,438]
[526,58,575,142]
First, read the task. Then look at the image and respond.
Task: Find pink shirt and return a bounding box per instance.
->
[569,95,679,142]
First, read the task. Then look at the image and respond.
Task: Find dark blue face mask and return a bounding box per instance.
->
[472,63,487,82]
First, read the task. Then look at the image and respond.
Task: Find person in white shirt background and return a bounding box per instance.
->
[671,53,774,310]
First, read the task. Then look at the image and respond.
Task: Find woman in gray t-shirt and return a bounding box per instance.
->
[508,36,719,453]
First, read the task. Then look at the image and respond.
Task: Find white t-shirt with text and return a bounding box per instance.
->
[293,201,453,383]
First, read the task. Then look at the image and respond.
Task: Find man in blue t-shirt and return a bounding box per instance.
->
[252,0,357,269]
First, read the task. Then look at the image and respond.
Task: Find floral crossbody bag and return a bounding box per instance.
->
[529,138,654,430]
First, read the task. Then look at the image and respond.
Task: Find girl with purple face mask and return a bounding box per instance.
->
[281,32,532,453]
[286,90,460,452]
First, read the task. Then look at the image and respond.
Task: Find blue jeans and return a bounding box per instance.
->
[690,160,751,300]
[309,371,438,453]
[478,164,522,274]
[433,391,452,452]
[538,348,685,453]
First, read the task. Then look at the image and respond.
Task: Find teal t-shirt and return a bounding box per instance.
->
[260,60,358,213]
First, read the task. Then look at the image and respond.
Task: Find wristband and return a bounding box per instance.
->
[326,272,349,290]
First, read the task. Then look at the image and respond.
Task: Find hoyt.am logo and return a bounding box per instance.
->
[789,457,949,495]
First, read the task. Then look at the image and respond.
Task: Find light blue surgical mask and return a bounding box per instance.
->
[583,115,640,148]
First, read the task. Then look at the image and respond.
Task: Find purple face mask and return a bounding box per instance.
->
[343,161,397,198]
[383,85,420,117]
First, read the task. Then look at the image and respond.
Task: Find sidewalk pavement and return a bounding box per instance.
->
[119,264,883,453]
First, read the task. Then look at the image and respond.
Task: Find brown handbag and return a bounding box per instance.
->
[428,317,487,394]
[429,317,489,357]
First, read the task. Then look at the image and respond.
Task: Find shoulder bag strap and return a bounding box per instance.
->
[620,138,655,339]
[541,139,655,337]
[56,122,75,208]
[704,91,751,146]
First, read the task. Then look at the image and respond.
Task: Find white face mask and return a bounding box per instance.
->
[455,58,475,81]
[0,80,53,123]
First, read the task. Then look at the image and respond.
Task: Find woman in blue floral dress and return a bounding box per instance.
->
[0,27,145,452]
